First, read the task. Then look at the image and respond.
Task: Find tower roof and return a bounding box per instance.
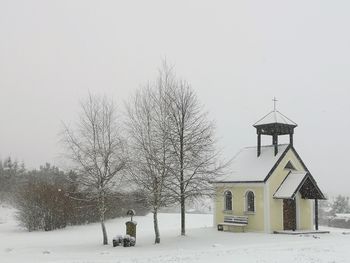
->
[253,110,297,127]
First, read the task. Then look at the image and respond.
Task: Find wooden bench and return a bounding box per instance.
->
[217,216,248,232]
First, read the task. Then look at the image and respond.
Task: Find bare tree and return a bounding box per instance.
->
[61,94,127,245]
[165,71,226,236]
[126,71,175,244]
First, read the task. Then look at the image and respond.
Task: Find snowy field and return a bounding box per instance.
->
[1,205,350,263]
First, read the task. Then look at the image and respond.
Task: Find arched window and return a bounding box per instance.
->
[224,191,232,211]
[246,191,255,212]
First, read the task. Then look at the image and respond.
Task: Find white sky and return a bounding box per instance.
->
[1,0,349,196]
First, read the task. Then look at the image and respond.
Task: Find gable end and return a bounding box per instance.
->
[263,144,292,182]
[289,146,310,173]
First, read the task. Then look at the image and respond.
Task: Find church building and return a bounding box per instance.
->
[212,104,325,233]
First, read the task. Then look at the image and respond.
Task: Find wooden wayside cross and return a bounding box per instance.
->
[127,209,135,221]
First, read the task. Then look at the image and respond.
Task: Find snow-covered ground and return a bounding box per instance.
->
[1,205,350,263]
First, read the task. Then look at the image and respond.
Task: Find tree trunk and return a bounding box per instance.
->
[99,192,108,245]
[153,210,160,244]
[180,193,185,236]
[180,122,186,236]
[180,169,185,236]
[101,219,108,245]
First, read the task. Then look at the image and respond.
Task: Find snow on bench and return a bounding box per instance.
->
[217,216,248,232]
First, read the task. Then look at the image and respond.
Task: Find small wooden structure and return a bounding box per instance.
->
[125,209,137,240]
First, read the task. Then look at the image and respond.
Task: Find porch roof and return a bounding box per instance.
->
[273,171,326,200]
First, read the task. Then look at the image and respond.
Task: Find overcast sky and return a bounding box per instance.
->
[1,0,349,196]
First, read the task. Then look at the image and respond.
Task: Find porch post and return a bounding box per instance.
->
[315,199,318,231]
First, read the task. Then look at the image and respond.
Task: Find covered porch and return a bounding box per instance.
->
[273,171,326,231]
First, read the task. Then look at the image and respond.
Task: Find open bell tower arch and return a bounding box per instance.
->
[253,98,297,157]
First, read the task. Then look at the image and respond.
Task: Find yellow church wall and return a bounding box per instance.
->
[298,195,313,230]
[214,184,265,232]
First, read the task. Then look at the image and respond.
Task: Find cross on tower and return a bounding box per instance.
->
[272,97,278,112]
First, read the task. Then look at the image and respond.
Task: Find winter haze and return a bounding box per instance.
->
[0,0,349,196]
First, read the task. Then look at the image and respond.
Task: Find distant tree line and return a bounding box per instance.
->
[318,195,350,228]
[0,157,25,202]
[330,195,350,215]
[319,195,350,217]
[0,160,149,231]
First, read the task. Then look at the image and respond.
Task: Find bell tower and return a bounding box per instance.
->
[253,98,297,157]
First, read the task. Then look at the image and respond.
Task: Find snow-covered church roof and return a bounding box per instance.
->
[253,110,297,127]
[213,144,290,183]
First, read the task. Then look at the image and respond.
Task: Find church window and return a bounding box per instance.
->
[246,191,255,212]
[224,191,232,211]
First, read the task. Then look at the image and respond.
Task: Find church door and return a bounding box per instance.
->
[283,199,296,230]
